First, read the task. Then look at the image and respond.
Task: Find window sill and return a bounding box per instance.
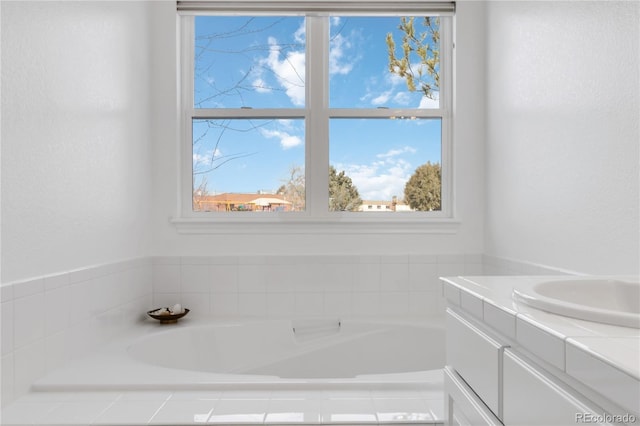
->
[170,216,461,235]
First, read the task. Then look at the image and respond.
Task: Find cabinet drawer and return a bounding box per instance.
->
[445,366,502,426]
[446,308,505,418]
[503,349,612,426]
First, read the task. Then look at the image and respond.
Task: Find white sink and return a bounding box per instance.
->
[513,278,640,328]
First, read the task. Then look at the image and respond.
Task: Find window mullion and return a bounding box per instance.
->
[306,16,330,216]
[181,15,196,217]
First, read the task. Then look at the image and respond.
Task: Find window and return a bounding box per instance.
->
[178,2,454,223]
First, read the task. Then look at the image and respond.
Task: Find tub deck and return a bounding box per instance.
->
[2,317,446,425]
[1,382,445,425]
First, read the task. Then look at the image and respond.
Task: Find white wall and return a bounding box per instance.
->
[3,0,636,280]
[1,1,154,282]
[484,1,640,275]
[149,1,487,258]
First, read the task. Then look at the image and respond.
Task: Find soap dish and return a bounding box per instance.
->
[147,308,190,324]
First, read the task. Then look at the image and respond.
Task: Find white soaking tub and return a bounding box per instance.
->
[34,317,445,391]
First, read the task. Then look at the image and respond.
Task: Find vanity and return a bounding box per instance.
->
[441,276,640,426]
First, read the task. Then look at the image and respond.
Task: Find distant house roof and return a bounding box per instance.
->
[203,193,291,205]
[252,197,292,206]
[193,192,292,211]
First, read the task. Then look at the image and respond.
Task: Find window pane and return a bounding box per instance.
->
[329,16,440,109]
[329,118,441,212]
[193,119,305,212]
[194,16,306,108]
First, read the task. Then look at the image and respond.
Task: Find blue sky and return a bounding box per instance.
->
[193,16,441,202]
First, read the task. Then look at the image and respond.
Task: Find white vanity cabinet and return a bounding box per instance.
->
[445,365,502,426]
[502,349,612,425]
[446,308,505,418]
[445,305,616,426]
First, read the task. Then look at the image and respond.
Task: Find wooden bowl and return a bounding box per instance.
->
[147,308,190,324]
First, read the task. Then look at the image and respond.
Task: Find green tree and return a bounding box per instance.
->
[386,17,440,100]
[404,162,441,211]
[329,166,362,211]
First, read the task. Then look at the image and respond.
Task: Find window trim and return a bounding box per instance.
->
[176,5,457,233]
[177,1,455,16]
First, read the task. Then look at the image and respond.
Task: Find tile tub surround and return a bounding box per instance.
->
[441,275,640,419]
[0,253,573,424]
[1,258,153,406]
[0,252,478,425]
[0,254,559,404]
[151,254,484,319]
[481,254,578,276]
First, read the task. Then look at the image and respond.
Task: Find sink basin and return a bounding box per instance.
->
[513,278,640,328]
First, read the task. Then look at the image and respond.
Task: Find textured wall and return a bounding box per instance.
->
[484,1,640,274]
[5,0,635,280]
[1,1,153,282]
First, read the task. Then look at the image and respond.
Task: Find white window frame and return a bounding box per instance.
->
[174,3,458,234]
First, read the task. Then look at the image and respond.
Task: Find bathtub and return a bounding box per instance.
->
[34,317,445,391]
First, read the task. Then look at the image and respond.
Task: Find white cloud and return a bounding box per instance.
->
[418,91,439,109]
[294,21,306,44]
[371,91,392,105]
[261,37,306,106]
[253,20,357,105]
[252,78,272,93]
[392,91,411,105]
[276,119,294,129]
[363,65,441,109]
[260,128,303,150]
[329,33,355,75]
[388,72,406,86]
[362,70,405,107]
[345,163,411,201]
[193,153,207,166]
[334,147,417,200]
[377,146,417,159]
[279,134,303,149]
[193,148,222,168]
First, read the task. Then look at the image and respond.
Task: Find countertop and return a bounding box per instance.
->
[440,275,640,416]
